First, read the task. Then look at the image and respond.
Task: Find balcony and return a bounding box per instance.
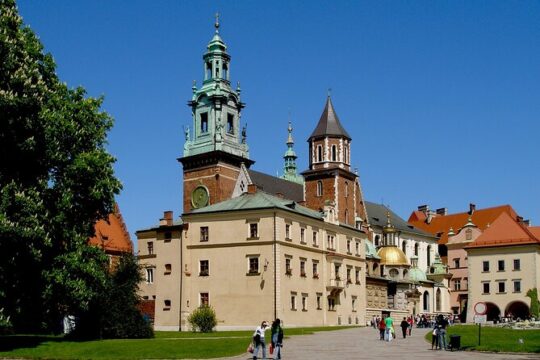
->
[326,278,344,296]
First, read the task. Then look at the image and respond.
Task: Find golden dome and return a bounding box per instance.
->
[377,246,409,266]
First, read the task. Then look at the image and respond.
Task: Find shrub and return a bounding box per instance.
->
[188,305,217,332]
[0,308,12,335]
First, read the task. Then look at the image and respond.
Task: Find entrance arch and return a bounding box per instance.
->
[485,302,501,321]
[505,301,529,320]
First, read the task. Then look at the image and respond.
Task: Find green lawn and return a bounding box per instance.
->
[0,326,357,359]
[423,324,540,353]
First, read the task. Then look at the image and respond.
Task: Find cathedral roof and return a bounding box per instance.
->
[188,189,322,220]
[248,169,304,202]
[309,96,351,140]
[89,204,133,254]
[365,202,435,238]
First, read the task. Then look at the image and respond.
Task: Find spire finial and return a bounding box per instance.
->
[214,12,220,33]
[327,88,332,98]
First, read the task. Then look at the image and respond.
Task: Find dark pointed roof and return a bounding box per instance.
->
[309,96,351,140]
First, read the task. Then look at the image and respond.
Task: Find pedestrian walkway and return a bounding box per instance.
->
[228,326,538,359]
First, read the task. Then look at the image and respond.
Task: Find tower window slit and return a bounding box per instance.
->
[227,114,234,134]
[200,112,208,133]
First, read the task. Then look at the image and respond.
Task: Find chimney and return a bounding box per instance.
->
[517,215,524,223]
[418,205,429,215]
[160,211,173,226]
[247,184,257,194]
[522,219,530,226]
[436,207,448,216]
[468,203,476,215]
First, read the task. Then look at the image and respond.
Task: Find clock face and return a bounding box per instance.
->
[191,186,209,208]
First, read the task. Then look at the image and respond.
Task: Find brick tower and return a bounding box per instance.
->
[178,16,253,213]
[302,96,368,228]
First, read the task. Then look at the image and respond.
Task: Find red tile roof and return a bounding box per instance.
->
[407,205,518,244]
[465,212,540,249]
[88,204,133,254]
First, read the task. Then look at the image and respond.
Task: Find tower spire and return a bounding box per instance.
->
[281,116,303,184]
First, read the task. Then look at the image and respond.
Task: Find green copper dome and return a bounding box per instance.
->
[408,267,427,282]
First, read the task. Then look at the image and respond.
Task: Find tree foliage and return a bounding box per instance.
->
[0,0,122,333]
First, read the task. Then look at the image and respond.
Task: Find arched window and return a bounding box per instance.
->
[317,145,322,162]
[317,181,323,196]
[331,145,337,161]
[401,240,407,255]
[375,235,380,247]
[427,245,431,267]
[423,291,430,311]
[344,209,349,224]
[436,288,441,312]
[345,181,349,197]
[414,243,419,256]
[344,146,348,163]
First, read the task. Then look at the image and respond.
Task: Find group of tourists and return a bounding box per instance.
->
[372,315,414,341]
[250,319,284,360]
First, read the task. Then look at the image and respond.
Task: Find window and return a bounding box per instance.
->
[352,296,357,312]
[205,62,211,79]
[164,264,171,274]
[466,228,472,240]
[346,267,352,284]
[454,279,461,291]
[514,280,521,293]
[453,258,460,269]
[498,260,505,271]
[290,293,297,310]
[331,145,337,161]
[248,256,259,274]
[427,245,431,267]
[145,268,154,284]
[312,261,319,278]
[164,299,171,309]
[164,231,172,242]
[316,293,322,310]
[200,227,209,242]
[200,292,209,306]
[222,63,228,79]
[334,263,341,280]
[423,291,429,311]
[147,241,154,255]
[483,282,490,294]
[285,258,292,275]
[514,259,521,271]
[414,242,419,256]
[200,112,208,133]
[249,223,258,238]
[285,224,291,240]
[483,261,489,272]
[199,260,209,276]
[498,282,506,293]
[355,268,361,284]
[345,182,348,197]
[317,145,322,162]
[300,259,306,277]
[317,181,323,196]
[227,113,234,134]
[375,235,380,247]
[346,239,351,253]
[327,235,335,250]
[313,231,319,246]
[401,240,406,255]
[302,294,308,311]
[300,228,306,243]
[355,241,360,255]
[328,297,336,311]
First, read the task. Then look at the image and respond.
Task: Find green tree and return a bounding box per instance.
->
[0,0,122,333]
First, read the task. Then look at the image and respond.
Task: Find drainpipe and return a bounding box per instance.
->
[179,224,184,331]
[273,212,277,320]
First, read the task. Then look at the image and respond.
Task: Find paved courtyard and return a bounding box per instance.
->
[229,326,538,360]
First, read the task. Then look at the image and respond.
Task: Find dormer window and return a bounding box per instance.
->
[227,114,234,134]
[200,112,208,133]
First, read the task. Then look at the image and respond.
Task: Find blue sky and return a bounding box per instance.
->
[17,1,540,242]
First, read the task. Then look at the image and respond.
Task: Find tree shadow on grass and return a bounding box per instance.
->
[0,335,65,352]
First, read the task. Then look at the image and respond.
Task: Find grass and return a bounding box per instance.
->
[0,326,357,359]
[423,324,540,353]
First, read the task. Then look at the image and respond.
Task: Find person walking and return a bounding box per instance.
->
[437,314,449,350]
[431,324,439,350]
[378,316,386,340]
[270,319,284,360]
[384,314,394,342]
[407,316,413,336]
[400,317,409,339]
[253,321,269,360]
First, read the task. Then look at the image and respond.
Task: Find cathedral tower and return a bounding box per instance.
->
[302,96,368,227]
[281,120,303,184]
[179,16,253,212]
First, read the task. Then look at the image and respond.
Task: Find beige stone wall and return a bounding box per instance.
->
[180,209,367,330]
[466,245,540,323]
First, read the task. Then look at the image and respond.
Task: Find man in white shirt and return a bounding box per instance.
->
[253,321,269,359]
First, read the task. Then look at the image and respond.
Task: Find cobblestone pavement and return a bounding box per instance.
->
[228,326,539,359]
